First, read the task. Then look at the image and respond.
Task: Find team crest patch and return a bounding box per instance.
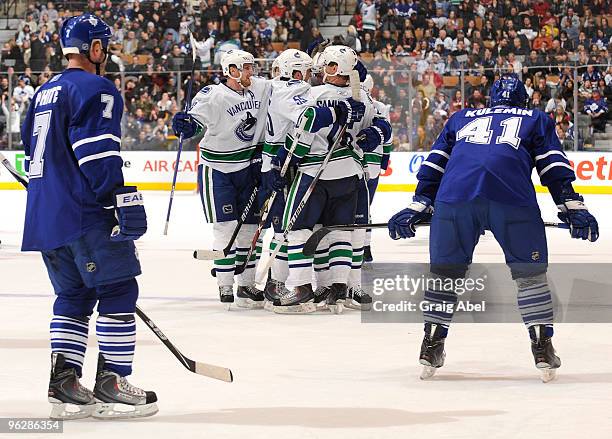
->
[272,216,280,225]
[223,204,234,214]
[531,251,540,261]
[201,86,212,95]
[86,262,97,272]
[234,111,257,142]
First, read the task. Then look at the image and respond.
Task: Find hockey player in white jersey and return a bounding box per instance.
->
[268,46,392,314]
[345,74,393,310]
[361,74,392,265]
[261,49,314,309]
[172,49,271,309]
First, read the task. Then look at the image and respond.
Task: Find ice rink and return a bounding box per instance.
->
[1,189,611,439]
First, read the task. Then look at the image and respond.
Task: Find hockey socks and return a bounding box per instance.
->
[96,313,136,377]
[516,274,554,332]
[50,315,89,376]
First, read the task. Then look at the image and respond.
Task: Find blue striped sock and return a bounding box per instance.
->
[422,288,458,337]
[517,279,554,329]
[96,314,136,377]
[50,315,89,376]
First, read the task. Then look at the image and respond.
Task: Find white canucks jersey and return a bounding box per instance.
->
[263,78,314,173]
[363,98,392,180]
[302,83,380,180]
[189,76,271,172]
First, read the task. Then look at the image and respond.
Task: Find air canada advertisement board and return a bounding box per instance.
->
[1,151,611,193]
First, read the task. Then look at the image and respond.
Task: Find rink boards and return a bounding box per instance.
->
[1,150,612,194]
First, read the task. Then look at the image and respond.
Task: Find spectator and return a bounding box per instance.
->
[361,0,377,36]
[583,89,609,132]
[1,95,25,146]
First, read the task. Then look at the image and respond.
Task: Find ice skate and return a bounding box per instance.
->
[325,283,347,314]
[236,285,265,309]
[529,325,561,383]
[93,354,158,419]
[48,353,96,420]
[419,324,446,380]
[314,286,331,310]
[264,278,285,311]
[273,284,316,314]
[219,285,234,310]
[345,286,373,311]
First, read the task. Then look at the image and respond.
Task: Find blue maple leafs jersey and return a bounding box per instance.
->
[416,106,576,207]
[20,68,124,251]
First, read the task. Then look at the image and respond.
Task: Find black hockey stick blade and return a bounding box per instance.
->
[303,227,334,257]
[135,306,233,382]
[0,152,29,188]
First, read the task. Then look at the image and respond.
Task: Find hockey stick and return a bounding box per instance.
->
[230,129,306,274]
[0,152,29,188]
[135,305,233,382]
[193,184,259,261]
[255,71,362,284]
[164,30,198,236]
[302,221,569,257]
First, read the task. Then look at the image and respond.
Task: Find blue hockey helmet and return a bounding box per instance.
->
[490,73,528,108]
[60,14,112,58]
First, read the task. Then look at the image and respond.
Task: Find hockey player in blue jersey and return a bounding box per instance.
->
[20,14,157,419]
[388,74,599,382]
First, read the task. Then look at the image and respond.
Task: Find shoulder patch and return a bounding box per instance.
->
[287,79,302,87]
[201,86,212,95]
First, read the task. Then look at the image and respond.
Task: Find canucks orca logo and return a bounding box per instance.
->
[235,111,257,142]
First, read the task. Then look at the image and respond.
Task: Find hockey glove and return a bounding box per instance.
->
[388,195,433,240]
[557,195,599,242]
[334,98,365,127]
[356,126,384,152]
[354,60,368,82]
[268,147,299,193]
[111,186,147,241]
[172,111,198,139]
[250,152,262,185]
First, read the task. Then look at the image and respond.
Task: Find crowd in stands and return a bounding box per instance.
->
[1,0,611,151]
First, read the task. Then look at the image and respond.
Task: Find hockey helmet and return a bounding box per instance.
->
[60,14,112,57]
[319,45,358,77]
[221,49,255,78]
[490,73,528,108]
[277,49,313,79]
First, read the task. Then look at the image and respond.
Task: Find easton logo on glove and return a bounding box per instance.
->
[116,192,144,207]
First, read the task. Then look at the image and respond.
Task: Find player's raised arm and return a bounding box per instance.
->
[532,112,599,241]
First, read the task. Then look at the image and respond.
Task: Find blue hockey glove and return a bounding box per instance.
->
[172,111,198,139]
[354,60,368,82]
[334,98,365,127]
[111,186,147,241]
[557,196,599,242]
[356,126,384,152]
[268,156,288,193]
[251,153,262,184]
[388,195,433,239]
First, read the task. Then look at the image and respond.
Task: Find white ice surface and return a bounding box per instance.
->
[1,190,612,439]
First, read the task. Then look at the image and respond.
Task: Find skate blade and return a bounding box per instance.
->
[49,399,96,420]
[327,301,344,314]
[93,402,159,419]
[418,360,439,380]
[264,300,274,312]
[536,364,558,383]
[236,298,264,309]
[273,302,316,314]
[344,299,372,311]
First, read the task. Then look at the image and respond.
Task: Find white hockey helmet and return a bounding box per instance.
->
[363,73,374,92]
[319,45,358,77]
[277,49,313,79]
[221,49,255,78]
